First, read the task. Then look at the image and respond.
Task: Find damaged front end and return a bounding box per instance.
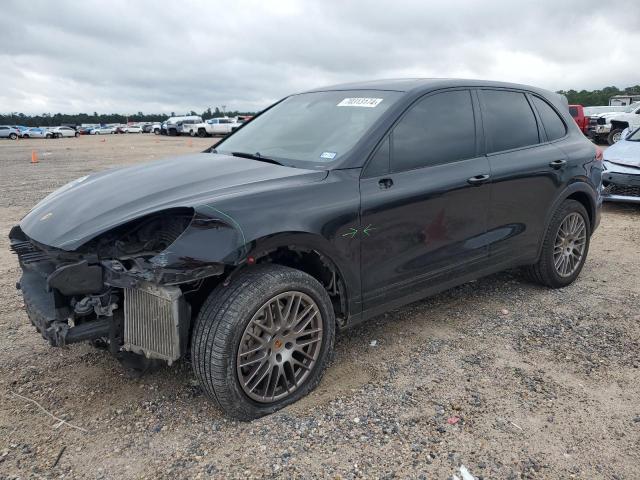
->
[10,207,240,365]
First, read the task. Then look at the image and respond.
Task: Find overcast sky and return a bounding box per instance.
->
[1,0,638,115]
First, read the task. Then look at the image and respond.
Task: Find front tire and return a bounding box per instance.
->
[525,199,591,288]
[9,133,17,140]
[191,264,335,421]
[607,128,623,145]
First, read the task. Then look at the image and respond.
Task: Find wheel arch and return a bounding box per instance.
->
[536,182,597,260]
[610,119,629,130]
[246,232,353,326]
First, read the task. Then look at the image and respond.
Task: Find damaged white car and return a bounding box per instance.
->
[602,127,640,203]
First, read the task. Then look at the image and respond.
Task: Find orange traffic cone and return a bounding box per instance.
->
[100,138,106,143]
[31,151,38,164]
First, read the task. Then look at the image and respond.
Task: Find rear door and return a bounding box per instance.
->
[478,89,569,262]
[359,89,492,311]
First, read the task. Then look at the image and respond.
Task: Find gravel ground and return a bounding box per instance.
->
[0,135,638,479]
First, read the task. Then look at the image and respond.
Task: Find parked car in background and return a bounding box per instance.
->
[91,126,115,135]
[141,124,154,133]
[588,101,640,145]
[192,117,241,137]
[10,126,30,137]
[77,126,96,135]
[49,126,79,138]
[21,128,53,139]
[9,79,602,420]
[602,127,640,203]
[236,115,254,124]
[123,125,142,133]
[569,105,588,135]
[163,116,203,136]
[0,126,20,140]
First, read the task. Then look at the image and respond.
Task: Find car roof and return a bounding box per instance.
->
[301,78,551,96]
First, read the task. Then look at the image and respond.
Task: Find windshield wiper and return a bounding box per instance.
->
[230,151,283,166]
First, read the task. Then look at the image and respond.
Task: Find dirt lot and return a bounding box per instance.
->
[0,134,638,479]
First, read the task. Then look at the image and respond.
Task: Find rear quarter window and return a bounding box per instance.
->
[569,106,579,117]
[531,96,567,141]
[480,90,539,153]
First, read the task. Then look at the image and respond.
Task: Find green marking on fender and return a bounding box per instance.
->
[342,224,376,238]
[342,227,358,238]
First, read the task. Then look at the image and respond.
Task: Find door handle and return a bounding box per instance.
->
[378,178,394,189]
[549,159,567,169]
[467,174,491,185]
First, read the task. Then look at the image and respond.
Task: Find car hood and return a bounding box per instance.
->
[20,153,327,250]
[603,139,640,168]
[592,112,623,120]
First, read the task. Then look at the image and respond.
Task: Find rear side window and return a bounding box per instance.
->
[531,96,567,141]
[569,106,578,117]
[480,90,539,153]
[391,90,476,172]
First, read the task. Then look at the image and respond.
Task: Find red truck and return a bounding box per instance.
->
[569,105,588,135]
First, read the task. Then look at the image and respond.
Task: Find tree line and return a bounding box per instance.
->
[0,107,257,127]
[557,85,640,106]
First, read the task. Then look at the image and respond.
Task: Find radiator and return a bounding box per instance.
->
[123,282,189,364]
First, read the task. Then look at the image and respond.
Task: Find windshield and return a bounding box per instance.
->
[627,127,640,141]
[624,102,640,113]
[216,90,402,166]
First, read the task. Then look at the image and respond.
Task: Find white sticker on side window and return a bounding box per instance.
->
[320,151,337,160]
[337,98,383,108]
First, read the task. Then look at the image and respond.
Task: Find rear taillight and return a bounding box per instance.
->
[595,146,603,163]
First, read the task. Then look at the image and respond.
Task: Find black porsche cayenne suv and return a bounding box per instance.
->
[10,79,602,420]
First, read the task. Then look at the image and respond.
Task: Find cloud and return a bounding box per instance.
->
[1,0,638,114]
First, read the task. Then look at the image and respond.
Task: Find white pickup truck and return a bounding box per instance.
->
[588,102,640,144]
[191,117,241,137]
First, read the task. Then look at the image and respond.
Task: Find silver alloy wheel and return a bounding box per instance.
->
[553,212,587,277]
[236,291,323,403]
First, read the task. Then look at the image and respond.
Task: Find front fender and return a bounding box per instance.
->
[147,168,362,293]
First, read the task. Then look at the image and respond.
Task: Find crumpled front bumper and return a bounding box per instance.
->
[602,161,640,204]
[17,270,111,346]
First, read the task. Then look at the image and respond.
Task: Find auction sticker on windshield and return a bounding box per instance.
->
[337,98,383,107]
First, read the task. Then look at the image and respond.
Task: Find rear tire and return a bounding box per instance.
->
[525,199,591,288]
[191,264,335,421]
